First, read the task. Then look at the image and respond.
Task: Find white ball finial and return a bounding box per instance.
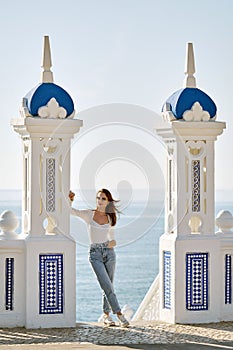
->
[0,210,19,239]
[216,210,233,233]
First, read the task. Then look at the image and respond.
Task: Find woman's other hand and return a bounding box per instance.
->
[108,240,116,248]
[69,190,75,202]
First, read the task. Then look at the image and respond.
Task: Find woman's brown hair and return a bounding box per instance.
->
[97,188,120,226]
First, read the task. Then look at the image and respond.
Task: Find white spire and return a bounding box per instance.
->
[41,35,54,83]
[183,42,196,88]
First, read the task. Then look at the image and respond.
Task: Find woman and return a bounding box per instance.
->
[69,188,129,327]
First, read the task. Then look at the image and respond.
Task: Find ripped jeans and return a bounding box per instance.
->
[89,242,121,314]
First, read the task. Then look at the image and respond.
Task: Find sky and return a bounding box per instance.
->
[0,0,233,196]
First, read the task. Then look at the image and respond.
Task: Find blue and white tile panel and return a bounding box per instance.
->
[163,251,171,309]
[225,254,232,304]
[192,160,200,212]
[46,158,56,212]
[39,254,63,314]
[186,253,208,311]
[5,258,14,311]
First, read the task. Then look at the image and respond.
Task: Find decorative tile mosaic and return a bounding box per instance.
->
[5,258,14,311]
[39,254,63,314]
[225,254,232,304]
[186,253,208,310]
[192,160,200,212]
[163,251,171,309]
[46,158,56,212]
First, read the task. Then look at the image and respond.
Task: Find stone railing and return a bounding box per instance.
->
[133,210,233,322]
[132,273,160,321]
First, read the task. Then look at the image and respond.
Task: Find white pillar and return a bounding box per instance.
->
[11,117,82,328]
[12,118,82,236]
[130,42,230,324]
[10,35,83,328]
[157,120,226,324]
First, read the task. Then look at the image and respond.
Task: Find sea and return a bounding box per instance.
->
[0,189,233,322]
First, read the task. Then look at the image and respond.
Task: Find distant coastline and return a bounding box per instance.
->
[0,189,232,203]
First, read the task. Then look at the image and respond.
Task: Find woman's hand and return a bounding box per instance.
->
[108,240,116,248]
[69,190,75,202]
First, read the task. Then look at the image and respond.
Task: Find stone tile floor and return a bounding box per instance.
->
[0,321,233,347]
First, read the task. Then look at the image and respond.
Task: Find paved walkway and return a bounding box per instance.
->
[1,321,233,349]
[1,345,233,350]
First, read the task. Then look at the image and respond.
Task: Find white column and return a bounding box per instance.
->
[12,118,82,237]
[11,117,82,328]
[157,120,226,324]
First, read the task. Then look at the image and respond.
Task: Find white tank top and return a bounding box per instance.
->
[71,208,115,244]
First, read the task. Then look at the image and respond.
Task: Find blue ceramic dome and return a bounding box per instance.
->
[25,82,74,117]
[163,87,217,120]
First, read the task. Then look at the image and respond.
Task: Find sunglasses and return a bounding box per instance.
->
[96,196,107,201]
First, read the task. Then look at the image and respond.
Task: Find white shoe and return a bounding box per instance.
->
[117,313,129,327]
[103,314,115,326]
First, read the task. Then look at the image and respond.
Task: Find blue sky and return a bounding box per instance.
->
[0,0,233,191]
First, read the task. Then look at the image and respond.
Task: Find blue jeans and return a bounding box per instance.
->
[89,242,121,314]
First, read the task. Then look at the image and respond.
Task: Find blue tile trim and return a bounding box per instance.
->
[5,258,14,311]
[163,251,171,309]
[186,253,208,311]
[39,254,63,314]
[192,160,200,212]
[46,158,56,212]
[225,254,232,304]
